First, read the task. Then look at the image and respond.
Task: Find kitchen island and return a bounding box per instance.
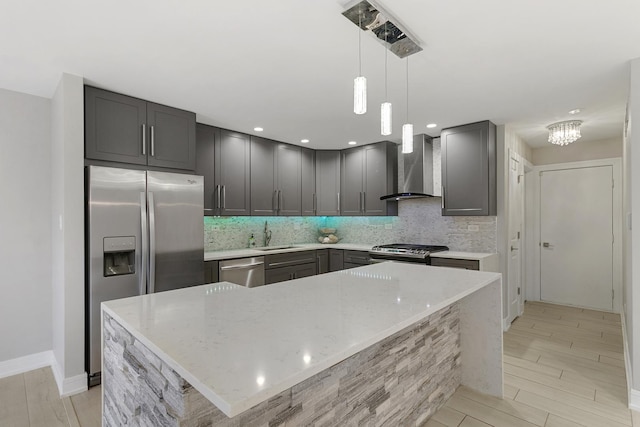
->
[101,262,502,426]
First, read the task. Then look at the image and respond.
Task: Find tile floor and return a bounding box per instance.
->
[0,301,637,426]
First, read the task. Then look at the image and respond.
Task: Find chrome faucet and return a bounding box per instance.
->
[264,221,272,247]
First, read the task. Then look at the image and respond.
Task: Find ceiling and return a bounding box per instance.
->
[2,0,640,149]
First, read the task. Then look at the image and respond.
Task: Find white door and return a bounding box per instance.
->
[540,166,613,311]
[507,153,523,323]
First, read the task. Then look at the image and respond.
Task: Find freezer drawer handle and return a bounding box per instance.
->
[220,262,264,271]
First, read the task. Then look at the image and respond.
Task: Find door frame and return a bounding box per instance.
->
[526,157,622,312]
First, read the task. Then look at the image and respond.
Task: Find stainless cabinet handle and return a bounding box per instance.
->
[441,186,445,209]
[268,258,315,268]
[141,124,146,155]
[222,185,226,210]
[362,192,366,212]
[337,192,341,213]
[313,193,317,215]
[273,190,278,213]
[278,190,283,213]
[215,185,221,210]
[150,125,155,157]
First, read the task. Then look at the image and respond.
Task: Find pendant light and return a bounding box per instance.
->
[402,57,413,153]
[354,9,367,115]
[380,23,392,135]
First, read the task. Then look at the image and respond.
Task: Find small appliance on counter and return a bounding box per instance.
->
[369,243,449,264]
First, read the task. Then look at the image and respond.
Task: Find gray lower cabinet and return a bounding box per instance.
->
[329,249,344,272]
[430,257,480,271]
[343,250,371,269]
[341,142,398,216]
[203,260,219,283]
[301,148,316,216]
[441,120,496,216]
[316,249,329,274]
[265,251,317,285]
[251,138,302,216]
[216,129,251,216]
[85,86,196,170]
[316,151,341,216]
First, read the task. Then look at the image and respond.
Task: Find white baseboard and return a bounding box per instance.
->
[0,350,54,379]
[51,356,88,397]
[502,318,511,332]
[630,389,640,412]
[620,308,639,410]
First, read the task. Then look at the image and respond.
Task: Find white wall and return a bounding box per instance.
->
[50,73,86,396]
[0,89,52,362]
[625,58,640,408]
[532,137,622,165]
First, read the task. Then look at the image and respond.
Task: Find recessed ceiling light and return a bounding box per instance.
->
[426,123,437,128]
[568,109,581,115]
[301,139,309,143]
[254,127,264,132]
[348,141,357,145]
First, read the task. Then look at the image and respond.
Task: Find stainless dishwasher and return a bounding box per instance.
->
[219,257,265,287]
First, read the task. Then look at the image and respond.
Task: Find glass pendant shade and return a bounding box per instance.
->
[381,102,392,135]
[354,76,367,115]
[547,120,582,146]
[402,123,414,153]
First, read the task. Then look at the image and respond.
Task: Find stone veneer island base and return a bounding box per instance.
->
[102,263,502,426]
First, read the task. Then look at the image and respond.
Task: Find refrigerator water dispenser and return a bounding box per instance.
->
[103,236,135,277]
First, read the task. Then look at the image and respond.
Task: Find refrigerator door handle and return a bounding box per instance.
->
[140,192,148,294]
[148,191,156,293]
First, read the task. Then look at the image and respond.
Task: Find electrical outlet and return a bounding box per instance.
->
[384,223,393,230]
[468,225,479,232]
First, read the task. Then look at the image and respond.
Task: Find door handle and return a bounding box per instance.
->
[337,192,340,213]
[441,186,445,209]
[273,190,278,213]
[542,242,553,248]
[278,190,283,213]
[148,191,156,293]
[139,192,148,295]
[511,246,519,251]
[220,262,264,271]
[150,125,155,157]
[222,185,226,210]
[362,192,366,212]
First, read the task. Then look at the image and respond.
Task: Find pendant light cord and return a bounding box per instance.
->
[358,10,362,76]
[384,23,388,101]
[406,57,409,122]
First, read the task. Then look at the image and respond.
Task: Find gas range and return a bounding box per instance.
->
[369,243,449,264]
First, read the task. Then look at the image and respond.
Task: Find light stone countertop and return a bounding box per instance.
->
[203,243,374,261]
[102,262,502,418]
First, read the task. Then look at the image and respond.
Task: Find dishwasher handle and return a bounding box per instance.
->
[219,261,264,271]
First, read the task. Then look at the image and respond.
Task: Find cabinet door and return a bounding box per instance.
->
[329,249,344,272]
[85,86,147,165]
[196,124,218,215]
[301,148,316,216]
[316,249,329,274]
[265,266,295,285]
[316,151,341,216]
[363,144,388,215]
[216,130,251,216]
[146,102,196,170]
[204,261,219,283]
[343,250,371,265]
[292,263,316,280]
[276,144,302,216]
[250,137,277,216]
[341,148,364,215]
[441,121,496,216]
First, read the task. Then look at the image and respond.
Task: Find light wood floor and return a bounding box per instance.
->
[428,301,639,427]
[0,301,637,426]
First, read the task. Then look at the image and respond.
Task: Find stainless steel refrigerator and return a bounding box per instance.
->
[86,165,204,386]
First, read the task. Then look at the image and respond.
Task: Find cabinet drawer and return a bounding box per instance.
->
[343,250,371,265]
[265,251,316,269]
[430,257,479,271]
[265,262,316,285]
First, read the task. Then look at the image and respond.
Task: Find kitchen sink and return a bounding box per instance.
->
[253,245,297,251]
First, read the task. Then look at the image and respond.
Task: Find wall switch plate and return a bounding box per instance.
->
[384,223,393,230]
[468,225,479,232]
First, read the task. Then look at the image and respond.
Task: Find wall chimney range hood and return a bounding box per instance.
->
[381,134,435,201]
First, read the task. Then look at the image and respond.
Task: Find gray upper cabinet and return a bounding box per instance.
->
[315,151,341,216]
[301,148,316,216]
[441,120,496,216]
[146,103,196,170]
[85,86,196,170]
[276,144,302,216]
[216,130,251,216]
[250,137,277,216]
[251,137,302,216]
[195,124,217,215]
[340,142,398,216]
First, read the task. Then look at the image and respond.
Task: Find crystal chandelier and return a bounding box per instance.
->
[547,120,582,146]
